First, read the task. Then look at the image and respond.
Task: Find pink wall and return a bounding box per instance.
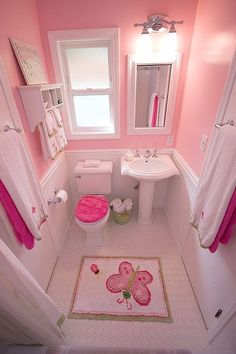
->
[35,0,197,151]
[4,0,234,179]
[0,0,54,179]
[175,0,236,176]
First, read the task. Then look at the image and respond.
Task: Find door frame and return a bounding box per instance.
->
[215,50,236,126]
[0,56,23,131]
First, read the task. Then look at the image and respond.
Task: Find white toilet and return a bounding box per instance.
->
[74,161,113,246]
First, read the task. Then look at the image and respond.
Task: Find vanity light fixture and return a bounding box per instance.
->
[134,14,183,35]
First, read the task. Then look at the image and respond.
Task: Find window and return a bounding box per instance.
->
[48,28,119,139]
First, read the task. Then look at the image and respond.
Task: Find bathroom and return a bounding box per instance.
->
[0,0,236,353]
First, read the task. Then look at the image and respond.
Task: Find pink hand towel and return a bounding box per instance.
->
[151,95,159,127]
[209,189,236,253]
[0,180,34,249]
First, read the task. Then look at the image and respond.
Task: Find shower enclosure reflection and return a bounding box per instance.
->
[135,64,171,128]
[127,53,181,135]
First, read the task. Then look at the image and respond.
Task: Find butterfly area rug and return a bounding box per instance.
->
[69,256,172,322]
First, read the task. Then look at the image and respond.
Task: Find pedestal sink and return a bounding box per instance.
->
[121,154,180,225]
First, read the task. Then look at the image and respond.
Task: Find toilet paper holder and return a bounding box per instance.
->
[48,187,64,205]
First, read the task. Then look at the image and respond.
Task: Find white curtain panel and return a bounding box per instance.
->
[0,239,66,345]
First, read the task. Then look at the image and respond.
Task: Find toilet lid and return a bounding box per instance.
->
[75,195,109,223]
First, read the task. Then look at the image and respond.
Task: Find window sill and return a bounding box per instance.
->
[66,131,120,140]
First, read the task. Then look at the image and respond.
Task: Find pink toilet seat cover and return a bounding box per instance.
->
[75,195,109,223]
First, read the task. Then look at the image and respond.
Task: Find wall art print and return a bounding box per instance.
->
[10,38,47,85]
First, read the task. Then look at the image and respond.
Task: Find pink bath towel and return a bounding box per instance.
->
[209,189,236,253]
[0,180,34,249]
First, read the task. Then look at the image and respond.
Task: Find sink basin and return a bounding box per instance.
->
[121,154,179,225]
[121,154,179,181]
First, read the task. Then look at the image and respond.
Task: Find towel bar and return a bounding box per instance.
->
[215,119,234,129]
[3,125,21,133]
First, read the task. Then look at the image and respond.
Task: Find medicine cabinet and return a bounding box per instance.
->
[127,53,181,135]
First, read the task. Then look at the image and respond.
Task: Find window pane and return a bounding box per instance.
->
[74,95,111,128]
[66,47,110,89]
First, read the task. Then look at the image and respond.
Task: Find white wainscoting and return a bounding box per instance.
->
[164,149,198,252]
[40,153,73,255]
[65,149,171,212]
[0,153,72,290]
[183,226,236,340]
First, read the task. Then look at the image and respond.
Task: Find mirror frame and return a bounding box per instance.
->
[127,52,181,135]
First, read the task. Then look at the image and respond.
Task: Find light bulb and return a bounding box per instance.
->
[135,33,152,54]
[160,32,178,53]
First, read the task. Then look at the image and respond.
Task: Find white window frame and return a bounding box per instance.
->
[48,28,120,140]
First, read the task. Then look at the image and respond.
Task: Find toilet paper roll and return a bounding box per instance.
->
[56,190,68,203]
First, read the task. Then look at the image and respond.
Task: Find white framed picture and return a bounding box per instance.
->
[10,38,47,85]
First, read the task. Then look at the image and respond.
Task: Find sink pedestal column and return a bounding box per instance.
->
[138,180,155,225]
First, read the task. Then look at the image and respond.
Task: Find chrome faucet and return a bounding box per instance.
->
[134,149,140,158]
[144,149,152,158]
[152,148,159,158]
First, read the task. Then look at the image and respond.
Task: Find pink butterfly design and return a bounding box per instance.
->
[106,261,153,310]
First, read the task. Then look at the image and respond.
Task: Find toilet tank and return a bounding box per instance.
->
[74,161,113,195]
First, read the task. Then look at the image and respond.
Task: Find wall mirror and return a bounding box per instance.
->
[127,53,181,135]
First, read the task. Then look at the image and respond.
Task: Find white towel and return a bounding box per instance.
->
[38,121,67,160]
[38,122,60,160]
[55,126,68,151]
[190,125,236,248]
[84,160,100,168]
[110,198,125,213]
[113,203,125,214]
[0,131,48,240]
[110,198,122,208]
[123,198,133,211]
[45,111,58,137]
[51,108,64,127]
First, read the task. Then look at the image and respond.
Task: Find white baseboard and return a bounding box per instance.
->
[208,293,236,342]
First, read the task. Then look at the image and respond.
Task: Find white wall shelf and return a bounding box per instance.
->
[18,83,63,132]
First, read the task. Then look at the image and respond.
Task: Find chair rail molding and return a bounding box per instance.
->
[172,148,199,206]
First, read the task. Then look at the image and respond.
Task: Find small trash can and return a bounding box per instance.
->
[112,210,131,225]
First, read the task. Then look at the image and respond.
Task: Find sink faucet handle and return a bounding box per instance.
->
[152,148,159,157]
[134,149,140,158]
[144,149,152,158]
